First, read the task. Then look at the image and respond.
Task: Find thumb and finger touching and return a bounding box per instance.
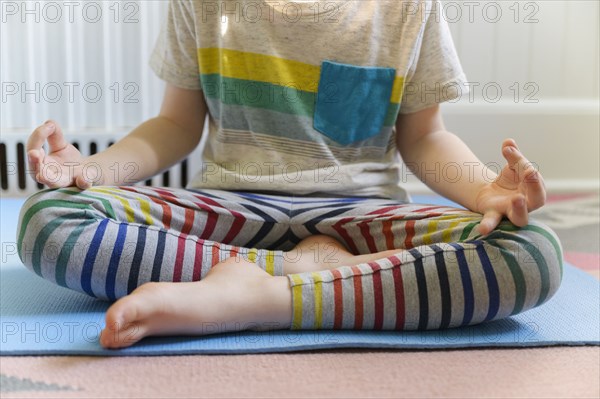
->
[501,139,546,210]
[478,139,539,235]
[26,121,91,188]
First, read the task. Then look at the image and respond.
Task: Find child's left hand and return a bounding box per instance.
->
[474,138,546,235]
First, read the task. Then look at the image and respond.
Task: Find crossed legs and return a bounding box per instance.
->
[101,234,402,348]
[16,186,563,349]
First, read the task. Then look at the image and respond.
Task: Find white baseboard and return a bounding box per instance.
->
[402,179,600,196]
[442,99,600,115]
[439,99,599,186]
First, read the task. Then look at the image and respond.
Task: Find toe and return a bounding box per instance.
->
[105,295,139,335]
[101,283,163,348]
[100,322,148,349]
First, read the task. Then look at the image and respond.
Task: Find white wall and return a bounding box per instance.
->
[1,1,599,192]
[436,0,600,193]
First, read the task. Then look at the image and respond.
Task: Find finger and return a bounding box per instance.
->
[478,210,503,236]
[507,194,528,227]
[27,147,46,183]
[35,160,61,187]
[523,169,547,210]
[502,139,546,209]
[26,121,55,154]
[27,148,42,165]
[36,170,58,187]
[75,174,92,190]
[44,120,69,153]
[27,149,41,180]
[502,137,519,150]
[501,143,537,183]
[26,120,68,156]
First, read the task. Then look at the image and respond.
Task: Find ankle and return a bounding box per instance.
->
[260,276,292,329]
[282,249,303,274]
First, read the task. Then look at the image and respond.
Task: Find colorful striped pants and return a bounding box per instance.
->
[17,186,563,331]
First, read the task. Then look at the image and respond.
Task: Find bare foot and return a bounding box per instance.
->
[283,234,403,274]
[283,234,354,274]
[100,257,292,349]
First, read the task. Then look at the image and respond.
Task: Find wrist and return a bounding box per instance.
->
[77,156,108,186]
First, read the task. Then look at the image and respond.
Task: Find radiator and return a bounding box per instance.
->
[0,130,205,198]
[2,1,599,193]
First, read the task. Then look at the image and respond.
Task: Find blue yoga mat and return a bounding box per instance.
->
[1,198,598,356]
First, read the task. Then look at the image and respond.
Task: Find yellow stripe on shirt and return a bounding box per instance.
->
[198,47,404,103]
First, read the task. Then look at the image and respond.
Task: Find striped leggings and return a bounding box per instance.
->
[17,186,563,331]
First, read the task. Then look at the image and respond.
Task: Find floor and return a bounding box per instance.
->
[1,193,599,398]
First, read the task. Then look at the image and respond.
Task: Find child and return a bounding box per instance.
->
[18,0,562,349]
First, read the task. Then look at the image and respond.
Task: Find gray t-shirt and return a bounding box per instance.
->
[150,0,468,201]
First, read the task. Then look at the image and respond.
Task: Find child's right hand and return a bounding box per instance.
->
[26,120,94,189]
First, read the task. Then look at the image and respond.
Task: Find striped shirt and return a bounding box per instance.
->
[149,0,468,201]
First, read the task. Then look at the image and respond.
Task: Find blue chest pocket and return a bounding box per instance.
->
[314,60,396,146]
